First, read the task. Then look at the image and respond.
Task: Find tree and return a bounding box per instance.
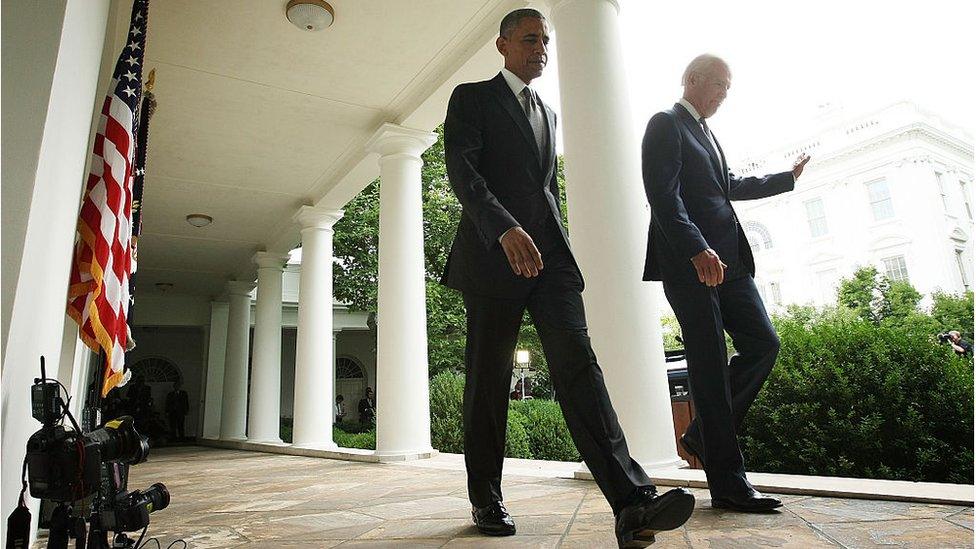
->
[332,125,568,382]
[837,266,924,326]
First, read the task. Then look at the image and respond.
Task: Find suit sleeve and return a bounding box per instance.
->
[444,84,519,249]
[642,112,710,260]
[728,170,795,201]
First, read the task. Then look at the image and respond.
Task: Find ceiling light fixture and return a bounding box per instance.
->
[286,0,335,32]
[185,213,213,227]
[154,282,174,292]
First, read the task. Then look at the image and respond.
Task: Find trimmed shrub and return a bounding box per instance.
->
[430,370,465,453]
[741,307,974,484]
[512,399,580,462]
[505,408,533,459]
[334,428,376,450]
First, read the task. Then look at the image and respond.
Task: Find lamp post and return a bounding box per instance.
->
[514,349,531,400]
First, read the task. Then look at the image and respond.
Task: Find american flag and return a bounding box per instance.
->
[67,0,149,397]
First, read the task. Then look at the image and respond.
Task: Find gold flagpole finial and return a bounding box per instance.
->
[145,68,156,92]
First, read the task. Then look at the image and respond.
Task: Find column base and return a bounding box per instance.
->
[374,445,434,458]
[248,437,286,446]
[292,440,339,451]
[219,435,248,442]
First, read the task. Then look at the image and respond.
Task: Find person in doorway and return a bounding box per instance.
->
[335,394,347,424]
[358,387,376,426]
[165,380,190,441]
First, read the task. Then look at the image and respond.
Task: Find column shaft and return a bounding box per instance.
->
[220,283,253,440]
[248,253,289,443]
[366,123,436,455]
[292,208,343,448]
[550,0,681,467]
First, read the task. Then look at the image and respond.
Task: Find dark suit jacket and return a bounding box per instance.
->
[641,103,794,284]
[440,72,579,298]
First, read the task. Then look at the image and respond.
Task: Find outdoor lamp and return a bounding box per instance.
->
[515,349,530,366]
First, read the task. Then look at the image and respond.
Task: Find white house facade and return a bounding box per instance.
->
[732,102,974,311]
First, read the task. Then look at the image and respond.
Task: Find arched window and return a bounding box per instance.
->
[129,356,182,385]
[336,357,365,380]
[742,221,773,251]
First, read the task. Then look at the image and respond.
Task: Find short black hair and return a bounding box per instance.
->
[499,8,545,38]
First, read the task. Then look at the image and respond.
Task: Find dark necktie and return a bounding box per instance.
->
[521,87,546,158]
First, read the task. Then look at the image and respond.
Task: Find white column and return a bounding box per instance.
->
[1,1,110,544]
[365,123,436,455]
[202,301,228,439]
[220,281,254,441]
[549,0,682,468]
[292,207,344,448]
[248,252,290,443]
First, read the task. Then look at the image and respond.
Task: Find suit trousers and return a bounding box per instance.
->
[462,246,652,514]
[662,275,780,497]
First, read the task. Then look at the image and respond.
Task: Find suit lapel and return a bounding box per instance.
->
[675,103,726,195]
[540,102,556,178]
[712,133,730,192]
[489,73,542,167]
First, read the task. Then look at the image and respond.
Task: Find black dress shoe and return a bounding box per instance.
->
[615,487,695,548]
[711,489,782,512]
[471,501,516,536]
[679,433,705,466]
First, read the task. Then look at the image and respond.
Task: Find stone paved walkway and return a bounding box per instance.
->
[44,447,975,548]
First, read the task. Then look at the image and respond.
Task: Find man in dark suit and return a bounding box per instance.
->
[642,54,810,512]
[441,9,694,546]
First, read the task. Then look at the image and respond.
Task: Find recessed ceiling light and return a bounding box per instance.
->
[186,213,213,227]
[286,0,335,32]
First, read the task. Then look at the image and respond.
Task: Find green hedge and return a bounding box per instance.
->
[279,417,376,450]
[429,371,581,462]
[741,307,973,484]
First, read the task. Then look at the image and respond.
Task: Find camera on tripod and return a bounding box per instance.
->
[10,357,171,548]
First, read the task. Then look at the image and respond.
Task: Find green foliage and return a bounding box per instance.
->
[931,290,974,340]
[429,370,465,453]
[661,315,683,351]
[744,307,974,484]
[279,416,376,449]
[511,399,580,462]
[334,428,376,450]
[836,266,885,322]
[428,371,581,461]
[505,409,533,459]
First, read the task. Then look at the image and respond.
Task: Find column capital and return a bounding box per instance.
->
[293,205,344,231]
[365,123,437,158]
[548,0,620,14]
[225,280,256,296]
[252,251,291,271]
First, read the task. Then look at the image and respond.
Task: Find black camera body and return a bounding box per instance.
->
[938,332,953,343]
[98,483,170,533]
[26,416,149,503]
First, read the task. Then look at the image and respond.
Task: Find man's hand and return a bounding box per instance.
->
[792,154,811,179]
[500,226,544,278]
[691,248,727,287]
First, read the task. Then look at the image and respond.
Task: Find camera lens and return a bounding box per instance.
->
[89,416,150,464]
[143,482,170,513]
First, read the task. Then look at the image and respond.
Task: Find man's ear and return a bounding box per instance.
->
[496,35,507,56]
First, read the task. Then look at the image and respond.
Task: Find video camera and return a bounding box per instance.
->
[8,358,170,549]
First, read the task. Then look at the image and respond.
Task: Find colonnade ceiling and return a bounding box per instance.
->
[127,0,521,297]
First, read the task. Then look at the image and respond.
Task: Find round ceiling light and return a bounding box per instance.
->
[185,213,213,227]
[286,0,335,32]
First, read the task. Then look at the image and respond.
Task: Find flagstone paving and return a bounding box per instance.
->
[33,447,974,548]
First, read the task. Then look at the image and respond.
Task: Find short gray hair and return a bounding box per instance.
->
[681,54,729,86]
[499,8,546,38]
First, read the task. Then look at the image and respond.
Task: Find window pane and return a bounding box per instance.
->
[805,199,828,237]
[883,256,909,282]
[868,180,894,221]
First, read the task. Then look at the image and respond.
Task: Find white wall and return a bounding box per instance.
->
[0,0,112,544]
